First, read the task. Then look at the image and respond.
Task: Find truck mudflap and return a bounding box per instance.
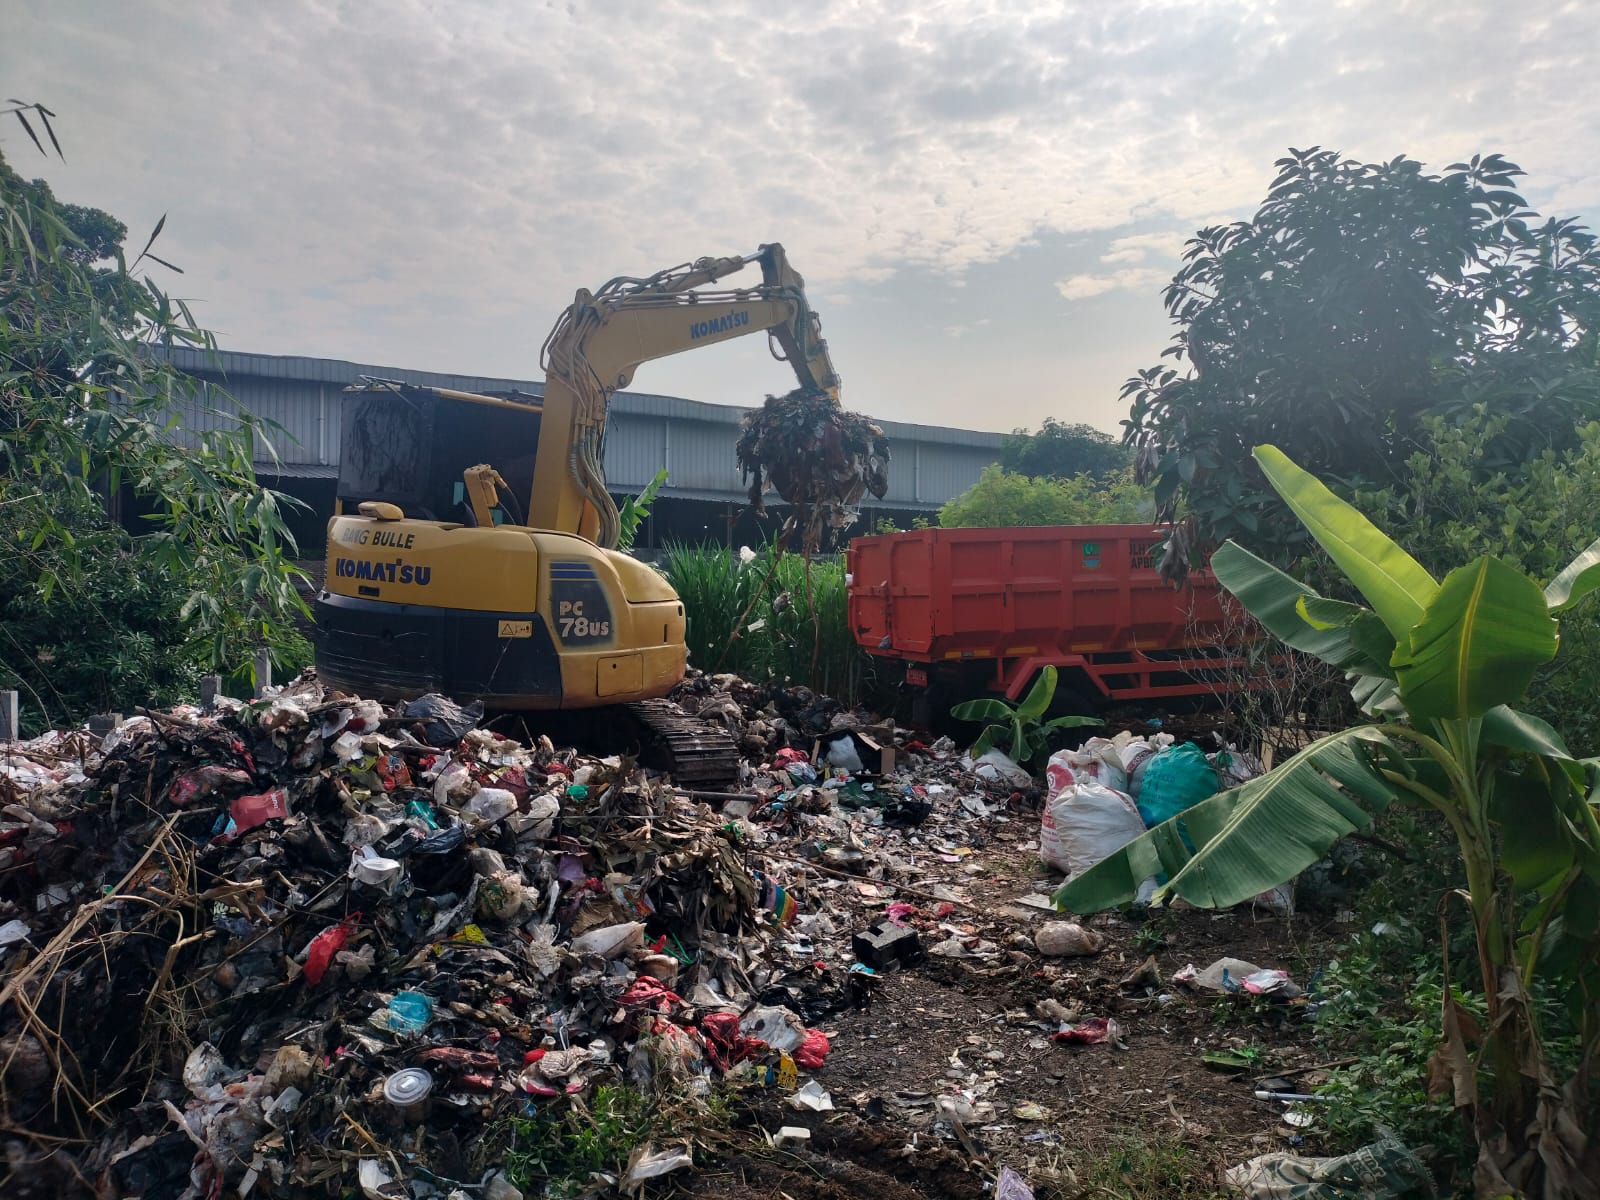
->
[314,592,563,707]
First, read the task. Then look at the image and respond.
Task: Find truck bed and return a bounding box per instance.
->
[846,526,1238,703]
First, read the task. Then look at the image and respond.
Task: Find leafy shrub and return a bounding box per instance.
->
[938,464,1151,528]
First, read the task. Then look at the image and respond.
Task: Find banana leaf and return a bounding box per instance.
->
[1252,446,1437,640]
[1015,666,1058,719]
[1391,555,1557,720]
[1544,533,1600,612]
[1211,542,1394,676]
[1054,725,1397,913]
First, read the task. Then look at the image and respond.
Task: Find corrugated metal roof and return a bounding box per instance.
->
[151,347,1002,507]
[256,462,338,479]
[155,347,1005,448]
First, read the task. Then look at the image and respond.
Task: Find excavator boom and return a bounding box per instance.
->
[531,243,839,545]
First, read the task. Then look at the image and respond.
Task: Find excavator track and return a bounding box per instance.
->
[623,699,741,788]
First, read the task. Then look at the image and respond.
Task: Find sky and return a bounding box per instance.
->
[6,1,1600,435]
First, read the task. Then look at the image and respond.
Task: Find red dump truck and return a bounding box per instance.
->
[846,525,1243,718]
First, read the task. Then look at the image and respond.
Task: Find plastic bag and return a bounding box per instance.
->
[465,787,518,823]
[1034,921,1104,957]
[1224,1137,1435,1200]
[793,1028,830,1069]
[974,748,1031,788]
[1135,743,1218,828]
[1210,745,1266,789]
[1042,781,1146,876]
[1250,881,1296,916]
[739,1004,806,1053]
[303,912,361,986]
[570,921,645,959]
[401,693,484,747]
[823,735,864,774]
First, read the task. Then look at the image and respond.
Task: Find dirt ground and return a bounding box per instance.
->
[683,801,1341,1200]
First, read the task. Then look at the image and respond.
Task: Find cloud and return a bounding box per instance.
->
[5,0,1600,429]
[1055,275,1120,301]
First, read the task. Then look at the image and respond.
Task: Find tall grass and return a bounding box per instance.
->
[657,541,874,704]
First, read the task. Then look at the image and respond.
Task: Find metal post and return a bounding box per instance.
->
[253,650,272,698]
[88,713,122,738]
[0,690,18,742]
[200,674,222,712]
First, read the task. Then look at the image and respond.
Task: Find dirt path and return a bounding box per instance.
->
[689,795,1339,1200]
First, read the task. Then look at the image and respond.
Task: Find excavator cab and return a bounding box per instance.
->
[316,381,686,709]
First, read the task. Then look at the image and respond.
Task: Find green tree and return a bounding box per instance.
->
[1,103,308,731]
[1000,417,1128,481]
[1124,148,1600,573]
[938,464,1151,528]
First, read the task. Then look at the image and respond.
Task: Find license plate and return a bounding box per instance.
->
[905,667,928,687]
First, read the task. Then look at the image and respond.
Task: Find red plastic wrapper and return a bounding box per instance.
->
[302,912,360,987]
[617,976,682,1016]
[168,766,254,809]
[794,1028,830,1069]
[771,747,810,769]
[374,752,412,792]
[699,1012,766,1071]
[221,788,291,841]
[1051,1016,1121,1046]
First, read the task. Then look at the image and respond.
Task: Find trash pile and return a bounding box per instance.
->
[734,387,890,547]
[1,668,1335,1198]
[0,678,869,1199]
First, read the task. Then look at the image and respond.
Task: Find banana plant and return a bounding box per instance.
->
[1055,445,1600,1198]
[951,665,1101,768]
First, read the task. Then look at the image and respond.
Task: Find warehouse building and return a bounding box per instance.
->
[157,348,1004,553]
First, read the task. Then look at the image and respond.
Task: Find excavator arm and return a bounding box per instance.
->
[531,243,840,546]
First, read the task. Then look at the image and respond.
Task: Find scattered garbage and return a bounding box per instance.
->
[997,1165,1038,1200]
[1,672,958,1197]
[1225,1137,1438,1199]
[1051,1016,1126,1047]
[735,387,890,546]
[853,918,924,970]
[788,1078,835,1111]
[1033,920,1104,957]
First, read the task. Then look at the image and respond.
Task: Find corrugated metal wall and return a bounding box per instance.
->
[156,348,1003,509]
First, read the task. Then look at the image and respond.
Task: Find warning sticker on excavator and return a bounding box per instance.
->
[498,620,533,639]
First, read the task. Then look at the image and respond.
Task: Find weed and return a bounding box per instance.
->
[495,1082,734,1196]
[1131,912,1175,954]
[1051,1128,1227,1200]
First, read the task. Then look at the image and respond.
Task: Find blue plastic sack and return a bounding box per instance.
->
[1135,743,1218,829]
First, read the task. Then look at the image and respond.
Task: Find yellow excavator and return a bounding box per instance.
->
[313,244,840,776]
